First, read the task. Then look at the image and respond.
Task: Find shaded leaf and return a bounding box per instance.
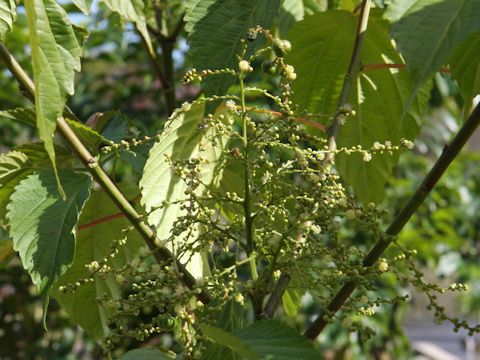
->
[186,0,280,97]
[200,323,259,359]
[6,170,92,312]
[202,320,320,359]
[0,107,107,153]
[52,190,142,339]
[450,33,480,112]
[385,0,480,91]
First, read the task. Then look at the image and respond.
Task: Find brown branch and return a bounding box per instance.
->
[304,102,480,340]
[262,273,291,319]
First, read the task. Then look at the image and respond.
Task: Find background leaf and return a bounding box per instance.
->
[6,170,92,306]
[186,0,280,97]
[450,33,480,112]
[385,0,480,91]
[52,190,143,339]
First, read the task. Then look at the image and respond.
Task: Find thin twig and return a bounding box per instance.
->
[0,41,212,305]
[304,102,480,340]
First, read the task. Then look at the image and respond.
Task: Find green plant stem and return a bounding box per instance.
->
[304,102,480,340]
[239,73,258,281]
[324,0,372,165]
[0,41,212,305]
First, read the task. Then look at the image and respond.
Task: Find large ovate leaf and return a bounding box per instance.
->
[385,0,480,91]
[52,190,142,339]
[140,103,226,278]
[450,33,480,112]
[202,320,320,359]
[6,169,92,311]
[186,0,280,97]
[0,0,16,40]
[25,0,84,194]
[100,0,152,52]
[287,11,430,203]
[287,11,355,117]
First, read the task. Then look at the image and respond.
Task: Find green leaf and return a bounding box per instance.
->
[202,320,320,359]
[186,0,280,97]
[385,0,480,91]
[52,190,142,339]
[119,349,176,360]
[200,323,259,359]
[0,144,71,220]
[25,0,84,196]
[450,33,480,111]
[282,288,302,318]
[0,151,30,220]
[287,11,430,203]
[287,11,355,117]
[0,107,107,153]
[66,118,108,153]
[0,107,37,127]
[6,169,92,314]
[100,0,152,52]
[72,0,93,14]
[140,103,226,278]
[0,0,16,40]
[277,0,325,36]
[235,321,320,359]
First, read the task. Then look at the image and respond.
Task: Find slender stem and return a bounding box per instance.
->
[324,0,372,165]
[0,41,212,305]
[304,102,480,340]
[239,73,258,281]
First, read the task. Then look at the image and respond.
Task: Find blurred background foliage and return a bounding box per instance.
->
[1,0,480,359]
